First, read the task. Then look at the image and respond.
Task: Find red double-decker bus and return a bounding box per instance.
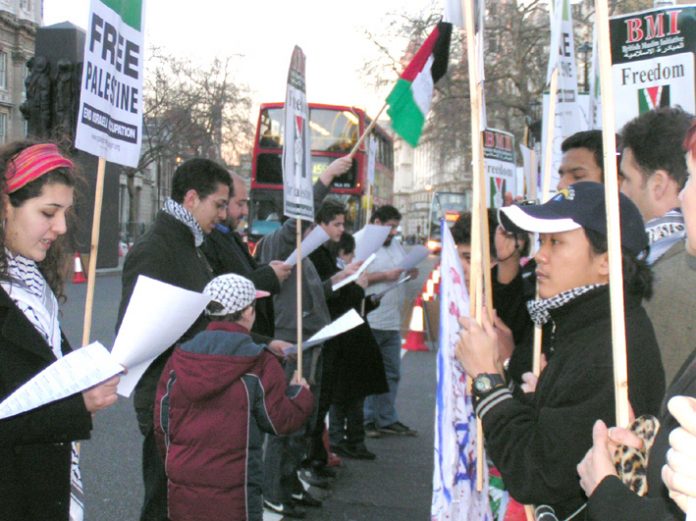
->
[249,102,394,242]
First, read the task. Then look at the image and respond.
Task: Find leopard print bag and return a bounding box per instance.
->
[613,415,661,496]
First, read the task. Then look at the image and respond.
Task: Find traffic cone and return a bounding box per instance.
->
[403,295,429,351]
[72,253,87,284]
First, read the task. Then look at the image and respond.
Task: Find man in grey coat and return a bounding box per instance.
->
[620,107,696,382]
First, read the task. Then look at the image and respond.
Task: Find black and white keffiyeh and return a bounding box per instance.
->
[0,251,84,521]
[162,197,204,247]
[645,208,685,265]
[526,284,606,326]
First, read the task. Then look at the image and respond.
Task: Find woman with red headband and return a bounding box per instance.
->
[0,142,119,521]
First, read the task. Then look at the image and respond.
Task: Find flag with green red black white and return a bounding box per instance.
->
[386,21,452,147]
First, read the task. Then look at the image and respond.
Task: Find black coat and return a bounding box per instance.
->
[0,287,92,521]
[479,286,665,520]
[309,246,388,400]
[587,350,696,521]
[201,225,279,338]
[118,211,212,418]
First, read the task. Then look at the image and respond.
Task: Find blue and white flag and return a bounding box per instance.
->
[431,222,493,520]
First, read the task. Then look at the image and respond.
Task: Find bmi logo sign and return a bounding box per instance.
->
[610,5,695,130]
[483,128,515,208]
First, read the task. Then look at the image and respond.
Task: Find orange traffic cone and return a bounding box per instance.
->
[403,295,429,351]
[72,253,87,284]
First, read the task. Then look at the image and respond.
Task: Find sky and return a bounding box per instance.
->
[43,0,434,119]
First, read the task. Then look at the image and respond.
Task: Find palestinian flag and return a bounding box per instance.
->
[386,21,452,147]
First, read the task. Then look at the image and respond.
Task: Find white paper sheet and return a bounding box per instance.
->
[284,225,329,266]
[353,225,391,261]
[112,275,211,397]
[331,253,376,291]
[283,309,364,355]
[687,498,695,521]
[398,245,429,270]
[372,275,413,300]
[0,342,122,420]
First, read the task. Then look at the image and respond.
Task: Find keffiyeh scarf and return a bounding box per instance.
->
[0,252,84,521]
[526,284,606,326]
[162,197,204,247]
[645,208,685,265]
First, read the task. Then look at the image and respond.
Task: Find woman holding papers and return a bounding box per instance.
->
[0,141,119,521]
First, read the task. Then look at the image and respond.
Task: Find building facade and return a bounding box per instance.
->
[0,0,40,143]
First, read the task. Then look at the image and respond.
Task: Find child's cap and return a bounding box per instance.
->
[203,273,270,316]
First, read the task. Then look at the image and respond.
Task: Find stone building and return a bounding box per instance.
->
[0,0,41,143]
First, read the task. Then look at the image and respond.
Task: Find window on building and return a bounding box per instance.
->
[0,112,8,144]
[0,52,7,90]
[19,0,31,11]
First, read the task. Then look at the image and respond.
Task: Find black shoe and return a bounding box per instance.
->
[297,467,330,489]
[333,441,376,460]
[291,491,323,507]
[263,499,306,518]
[311,463,337,479]
[379,421,418,436]
[364,422,382,438]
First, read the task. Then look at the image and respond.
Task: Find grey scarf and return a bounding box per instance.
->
[527,284,606,326]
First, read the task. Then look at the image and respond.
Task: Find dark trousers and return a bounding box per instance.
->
[136,407,169,521]
[307,346,338,464]
[263,349,321,502]
[329,397,365,446]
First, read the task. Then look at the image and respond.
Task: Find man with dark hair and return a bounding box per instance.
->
[118,157,231,521]
[363,205,418,437]
[558,129,605,189]
[201,172,292,340]
[619,106,695,381]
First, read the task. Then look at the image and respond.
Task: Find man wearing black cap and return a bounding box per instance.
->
[456,182,665,519]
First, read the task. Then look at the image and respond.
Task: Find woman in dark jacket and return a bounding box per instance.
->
[309,231,388,462]
[456,182,665,520]
[0,141,119,521]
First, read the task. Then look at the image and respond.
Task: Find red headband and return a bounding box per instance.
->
[5,143,74,194]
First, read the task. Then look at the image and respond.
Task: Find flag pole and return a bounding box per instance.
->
[461,0,488,492]
[296,219,303,380]
[349,103,387,158]
[531,66,559,378]
[81,156,106,346]
[595,0,630,428]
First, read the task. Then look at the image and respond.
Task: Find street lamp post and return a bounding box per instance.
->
[577,41,592,94]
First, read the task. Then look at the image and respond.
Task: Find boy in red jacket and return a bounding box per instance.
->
[154,273,314,521]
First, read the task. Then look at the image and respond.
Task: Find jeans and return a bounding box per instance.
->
[363,329,402,428]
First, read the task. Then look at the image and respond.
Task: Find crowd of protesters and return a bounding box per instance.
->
[2,107,696,521]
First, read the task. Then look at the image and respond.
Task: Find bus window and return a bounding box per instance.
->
[258,108,284,148]
[309,108,359,152]
[311,156,357,189]
[256,153,283,184]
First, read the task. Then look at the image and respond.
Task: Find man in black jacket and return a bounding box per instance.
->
[117,158,231,521]
[201,172,292,339]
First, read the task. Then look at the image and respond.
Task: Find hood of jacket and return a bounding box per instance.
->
[170,321,265,402]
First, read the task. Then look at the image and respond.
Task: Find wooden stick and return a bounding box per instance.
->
[542,67,559,203]
[461,0,487,493]
[296,218,303,380]
[524,505,535,521]
[595,0,630,428]
[529,148,537,201]
[349,102,387,158]
[81,157,106,346]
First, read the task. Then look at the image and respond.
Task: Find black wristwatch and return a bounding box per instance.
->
[472,373,506,398]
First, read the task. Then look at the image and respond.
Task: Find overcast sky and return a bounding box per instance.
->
[43,0,434,118]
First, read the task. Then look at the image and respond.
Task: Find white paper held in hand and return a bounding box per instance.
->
[111,275,211,397]
[332,253,377,291]
[284,226,330,266]
[0,342,122,420]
